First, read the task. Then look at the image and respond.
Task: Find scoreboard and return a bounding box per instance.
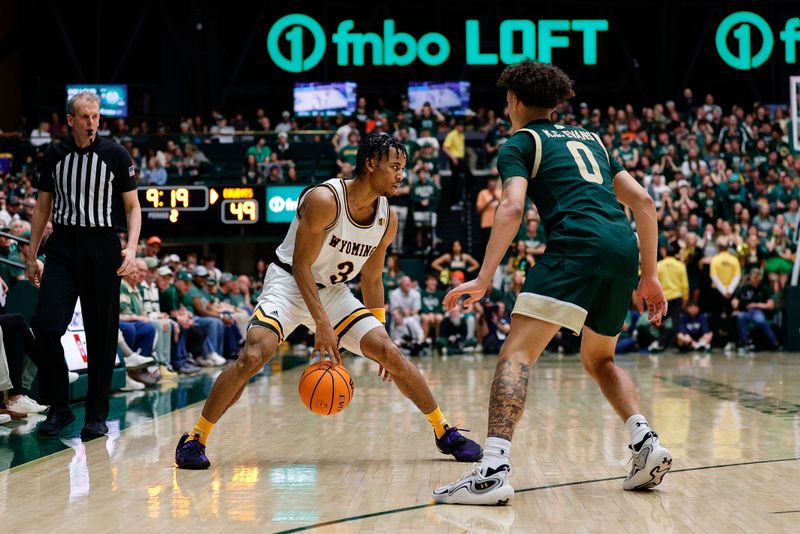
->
[138,185,305,229]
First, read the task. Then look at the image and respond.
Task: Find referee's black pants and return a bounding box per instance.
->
[32,226,122,423]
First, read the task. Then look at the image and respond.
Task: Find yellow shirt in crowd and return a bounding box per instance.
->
[443,128,465,159]
[710,251,742,291]
[657,256,689,302]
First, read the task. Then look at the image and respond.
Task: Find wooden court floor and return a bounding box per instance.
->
[3,350,800,533]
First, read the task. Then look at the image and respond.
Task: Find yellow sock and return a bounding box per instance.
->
[188,415,214,445]
[425,407,449,439]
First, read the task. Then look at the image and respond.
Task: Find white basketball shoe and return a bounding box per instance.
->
[623,431,672,490]
[433,464,514,505]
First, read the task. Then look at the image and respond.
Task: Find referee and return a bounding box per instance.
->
[26,91,141,438]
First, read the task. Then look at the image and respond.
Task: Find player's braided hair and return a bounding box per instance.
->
[497,60,575,109]
[354,133,408,176]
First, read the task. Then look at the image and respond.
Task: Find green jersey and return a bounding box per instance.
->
[421,289,444,314]
[615,145,637,167]
[497,119,637,279]
[410,179,440,212]
[338,144,359,165]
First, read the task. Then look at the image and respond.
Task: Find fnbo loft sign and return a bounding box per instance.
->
[266,14,609,72]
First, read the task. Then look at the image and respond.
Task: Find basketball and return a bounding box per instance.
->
[298,362,354,415]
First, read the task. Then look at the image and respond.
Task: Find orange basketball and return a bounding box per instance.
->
[298,362,354,415]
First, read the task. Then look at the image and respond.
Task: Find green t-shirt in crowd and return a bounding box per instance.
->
[246,144,272,164]
[415,155,439,175]
[223,292,246,308]
[182,285,209,315]
[0,247,23,287]
[410,179,440,212]
[160,284,181,314]
[420,289,444,314]
[401,140,419,162]
[338,144,359,165]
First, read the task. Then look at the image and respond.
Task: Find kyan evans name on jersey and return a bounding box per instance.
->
[540,129,598,141]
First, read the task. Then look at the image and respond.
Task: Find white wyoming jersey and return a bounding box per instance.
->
[275,178,391,287]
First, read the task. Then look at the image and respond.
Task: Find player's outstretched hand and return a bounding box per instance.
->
[314,321,342,365]
[636,275,668,326]
[377,364,393,383]
[442,277,490,310]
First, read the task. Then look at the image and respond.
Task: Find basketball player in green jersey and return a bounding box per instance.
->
[433,61,672,505]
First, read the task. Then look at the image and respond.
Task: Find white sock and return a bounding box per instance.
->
[626,414,652,447]
[481,437,511,470]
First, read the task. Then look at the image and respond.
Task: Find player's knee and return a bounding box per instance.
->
[581,353,613,378]
[239,340,273,375]
[376,338,406,372]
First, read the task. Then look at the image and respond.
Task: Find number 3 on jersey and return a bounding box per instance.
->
[566,141,603,184]
[330,261,354,284]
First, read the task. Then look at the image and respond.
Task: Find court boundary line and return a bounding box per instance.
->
[274,456,800,533]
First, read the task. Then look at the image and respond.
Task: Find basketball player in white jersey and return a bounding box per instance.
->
[175,134,482,469]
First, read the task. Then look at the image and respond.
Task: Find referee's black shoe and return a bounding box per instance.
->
[37,407,76,436]
[81,420,109,440]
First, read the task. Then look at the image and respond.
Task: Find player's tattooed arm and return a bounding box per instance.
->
[487,358,530,441]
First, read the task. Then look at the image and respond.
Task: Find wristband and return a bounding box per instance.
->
[369,307,386,324]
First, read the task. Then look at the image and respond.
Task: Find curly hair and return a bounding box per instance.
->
[354,133,408,176]
[497,60,575,109]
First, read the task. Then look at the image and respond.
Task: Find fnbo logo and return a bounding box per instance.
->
[267,14,449,71]
[715,11,800,70]
[267,14,327,73]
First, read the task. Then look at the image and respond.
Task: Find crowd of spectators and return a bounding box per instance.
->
[111,240,271,390]
[0,88,798,370]
[378,89,799,356]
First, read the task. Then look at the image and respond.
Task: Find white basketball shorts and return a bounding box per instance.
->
[250,264,383,356]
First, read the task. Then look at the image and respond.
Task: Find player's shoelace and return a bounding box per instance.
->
[626,431,658,469]
[445,464,483,486]
[442,427,471,441]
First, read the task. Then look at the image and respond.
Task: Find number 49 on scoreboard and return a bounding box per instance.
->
[221,199,260,224]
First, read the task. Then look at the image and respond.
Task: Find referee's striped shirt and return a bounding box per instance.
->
[38,137,137,228]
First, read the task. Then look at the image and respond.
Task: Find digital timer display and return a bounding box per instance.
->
[138,186,265,226]
[140,186,209,211]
